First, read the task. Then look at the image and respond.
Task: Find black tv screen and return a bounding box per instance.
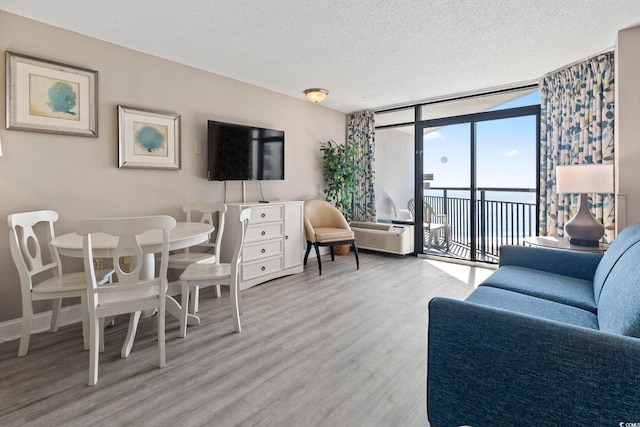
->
[207,121,284,181]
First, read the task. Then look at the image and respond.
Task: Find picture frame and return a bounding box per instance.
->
[118,105,181,170]
[5,51,98,137]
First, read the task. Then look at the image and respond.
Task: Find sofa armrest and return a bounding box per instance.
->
[427,297,640,426]
[499,245,602,280]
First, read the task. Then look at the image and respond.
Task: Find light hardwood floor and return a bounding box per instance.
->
[0,252,490,427]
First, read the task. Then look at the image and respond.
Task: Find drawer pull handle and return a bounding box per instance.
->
[261,266,266,271]
[261,248,266,253]
[285,235,289,240]
[261,213,266,218]
[261,230,266,236]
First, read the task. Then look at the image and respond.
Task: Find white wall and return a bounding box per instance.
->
[615,25,640,232]
[0,11,346,323]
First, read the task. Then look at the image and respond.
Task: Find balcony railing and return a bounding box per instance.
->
[424,187,537,262]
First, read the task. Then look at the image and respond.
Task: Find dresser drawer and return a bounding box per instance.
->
[246,222,283,243]
[242,256,283,281]
[243,239,283,262]
[250,205,283,224]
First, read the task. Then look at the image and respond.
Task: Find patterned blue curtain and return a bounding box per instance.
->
[539,52,615,242]
[347,110,376,221]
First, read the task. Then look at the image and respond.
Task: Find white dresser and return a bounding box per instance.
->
[221,201,304,290]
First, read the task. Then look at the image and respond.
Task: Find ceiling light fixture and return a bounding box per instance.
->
[304,88,329,103]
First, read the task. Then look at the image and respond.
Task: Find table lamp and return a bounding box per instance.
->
[556,164,614,246]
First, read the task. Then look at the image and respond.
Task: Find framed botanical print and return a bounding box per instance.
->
[118,105,181,170]
[5,51,98,137]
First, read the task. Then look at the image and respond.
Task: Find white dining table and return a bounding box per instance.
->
[51,221,214,357]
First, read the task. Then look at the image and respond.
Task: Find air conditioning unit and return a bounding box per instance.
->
[349,221,414,255]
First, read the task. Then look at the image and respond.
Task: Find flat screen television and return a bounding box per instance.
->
[207,120,285,181]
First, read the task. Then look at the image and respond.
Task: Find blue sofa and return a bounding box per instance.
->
[427,222,640,426]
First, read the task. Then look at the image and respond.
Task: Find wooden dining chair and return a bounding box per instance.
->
[76,215,176,386]
[8,210,114,357]
[178,208,251,337]
[168,203,226,269]
[168,203,226,312]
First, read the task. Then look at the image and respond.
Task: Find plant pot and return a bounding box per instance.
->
[333,244,351,256]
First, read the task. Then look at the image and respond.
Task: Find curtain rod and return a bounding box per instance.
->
[542,46,614,79]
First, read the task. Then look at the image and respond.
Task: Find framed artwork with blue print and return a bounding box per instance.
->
[117,105,181,170]
[5,51,98,137]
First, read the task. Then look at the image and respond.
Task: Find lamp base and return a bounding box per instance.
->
[564,193,605,246]
[568,238,600,247]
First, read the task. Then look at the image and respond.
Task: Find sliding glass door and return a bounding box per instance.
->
[417,105,540,262]
[421,123,472,258]
[374,88,540,263]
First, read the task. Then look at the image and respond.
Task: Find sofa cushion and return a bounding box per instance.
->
[466,286,599,329]
[593,221,640,302]
[479,266,597,313]
[499,245,602,281]
[597,240,640,337]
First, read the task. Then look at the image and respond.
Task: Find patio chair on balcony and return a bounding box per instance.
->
[390,198,413,222]
[408,198,450,252]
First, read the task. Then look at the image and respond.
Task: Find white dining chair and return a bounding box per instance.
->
[178,208,250,337]
[168,203,226,310]
[8,210,114,357]
[168,203,226,268]
[77,215,176,386]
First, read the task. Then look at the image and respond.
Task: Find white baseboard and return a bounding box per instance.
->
[0,304,83,343]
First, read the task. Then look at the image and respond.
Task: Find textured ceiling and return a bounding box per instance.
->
[2,1,640,113]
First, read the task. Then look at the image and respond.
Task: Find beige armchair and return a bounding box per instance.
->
[303,199,359,275]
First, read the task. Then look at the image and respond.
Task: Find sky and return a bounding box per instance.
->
[424,92,540,190]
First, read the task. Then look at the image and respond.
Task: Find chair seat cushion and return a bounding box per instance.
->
[466,286,599,330]
[479,266,597,313]
[314,227,354,242]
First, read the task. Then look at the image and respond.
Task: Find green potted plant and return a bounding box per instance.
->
[320,139,357,255]
[320,139,357,218]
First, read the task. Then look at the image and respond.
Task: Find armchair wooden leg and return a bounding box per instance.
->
[351,241,359,270]
[313,243,322,275]
[304,241,312,265]
[330,246,335,261]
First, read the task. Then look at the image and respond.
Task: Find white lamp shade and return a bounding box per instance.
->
[556,164,614,194]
